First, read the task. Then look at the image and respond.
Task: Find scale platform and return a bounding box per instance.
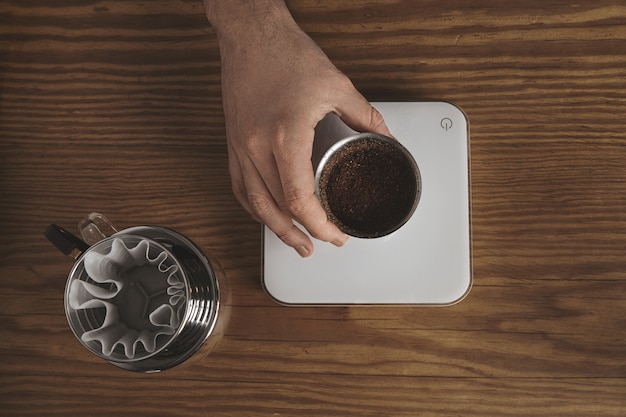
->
[262,101,471,305]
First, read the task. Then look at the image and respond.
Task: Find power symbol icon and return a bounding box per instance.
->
[441,118,453,131]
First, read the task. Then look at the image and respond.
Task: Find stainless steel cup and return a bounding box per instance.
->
[312,113,421,238]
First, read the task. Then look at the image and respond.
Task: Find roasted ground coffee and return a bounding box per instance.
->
[317,134,420,238]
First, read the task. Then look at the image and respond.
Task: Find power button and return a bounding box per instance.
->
[441,118,453,131]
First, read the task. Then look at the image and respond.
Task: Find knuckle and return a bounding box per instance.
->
[306,217,333,241]
[307,228,324,241]
[243,132,268,159]
[248,191,274,217]
[244,135,260,156]
[334,71,353,87]
[275,226,296,244]
[369,106,386,130]
[283,188,311,217]
[274,196,289,213]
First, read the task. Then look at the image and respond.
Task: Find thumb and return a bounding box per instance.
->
[335,86,391,137]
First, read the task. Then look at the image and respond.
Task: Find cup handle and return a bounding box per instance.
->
[78,212,118,245]
[44,224,90,260]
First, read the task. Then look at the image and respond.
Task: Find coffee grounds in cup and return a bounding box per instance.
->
[317,135,419,238]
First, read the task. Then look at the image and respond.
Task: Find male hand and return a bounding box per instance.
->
[207,1,391,257]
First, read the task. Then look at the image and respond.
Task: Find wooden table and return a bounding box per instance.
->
[2,1,626,415]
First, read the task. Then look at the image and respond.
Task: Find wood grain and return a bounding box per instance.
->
[1,0,626,415]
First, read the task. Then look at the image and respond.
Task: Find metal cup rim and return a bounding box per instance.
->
[314,133,422,238]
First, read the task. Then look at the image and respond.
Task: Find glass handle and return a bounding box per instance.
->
[44,224,90,260]
[78,212,118,245]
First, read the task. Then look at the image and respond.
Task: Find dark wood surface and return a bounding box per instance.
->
[2,1,626,415]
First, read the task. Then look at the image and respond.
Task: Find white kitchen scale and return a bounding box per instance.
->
[262,101,471,305]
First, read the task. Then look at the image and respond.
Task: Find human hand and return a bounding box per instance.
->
[206,1,391,257]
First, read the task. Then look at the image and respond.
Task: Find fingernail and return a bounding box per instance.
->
[295,245,311,257]
[332,235,349,247]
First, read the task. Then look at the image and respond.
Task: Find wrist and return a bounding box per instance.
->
[204,0,296,42]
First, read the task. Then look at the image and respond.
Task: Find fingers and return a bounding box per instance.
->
[229,145,316,258]
[263,81,390,249]
[225,76,386,257]
[273,134,349,247]
[228,126,349,257]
